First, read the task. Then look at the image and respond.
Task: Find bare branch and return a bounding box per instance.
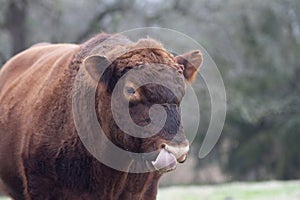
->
[0,51,6,65]
[75,3,129,43]
[6,0,28,54]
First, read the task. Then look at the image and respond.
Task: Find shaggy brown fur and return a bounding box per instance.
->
[0,33,202,200]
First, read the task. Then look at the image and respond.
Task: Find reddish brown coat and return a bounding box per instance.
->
[0,33,202,200]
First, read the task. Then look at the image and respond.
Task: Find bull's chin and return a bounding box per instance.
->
[152,156,189,173]
[161,154,187,172]
[159,162,177,173]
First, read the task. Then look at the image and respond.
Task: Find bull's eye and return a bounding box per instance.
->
[126,87,135,95]
[124,84,141,102]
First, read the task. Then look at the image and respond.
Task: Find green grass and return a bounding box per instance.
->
[1,180,299,200]
[157,180,300,200]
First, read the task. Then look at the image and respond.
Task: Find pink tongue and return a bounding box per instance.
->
[151,149,177,170]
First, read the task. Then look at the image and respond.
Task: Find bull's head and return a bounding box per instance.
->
[83,46,202,173]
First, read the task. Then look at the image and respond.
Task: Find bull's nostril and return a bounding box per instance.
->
[160,143,166,149]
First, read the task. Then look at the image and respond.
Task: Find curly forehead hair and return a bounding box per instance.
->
[74,33,183,72]
[112,39,183,72]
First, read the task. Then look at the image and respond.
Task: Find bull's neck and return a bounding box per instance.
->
[119,172,161,200]
[71,136,162,200]
[88,155,162,199]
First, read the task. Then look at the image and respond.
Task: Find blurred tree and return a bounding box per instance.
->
[4,0,28,55]
[75,1,130,43]
[217,0,300,180]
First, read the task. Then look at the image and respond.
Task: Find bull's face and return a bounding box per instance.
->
[84,49,202,172]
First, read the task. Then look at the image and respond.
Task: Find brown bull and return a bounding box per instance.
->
[0,33,202,200]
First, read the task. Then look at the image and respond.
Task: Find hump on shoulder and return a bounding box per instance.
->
[30,42,51,48]
[0,42,79,91]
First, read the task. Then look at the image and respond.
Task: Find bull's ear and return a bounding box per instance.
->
[83,55,112,85]
[175,50,203,82]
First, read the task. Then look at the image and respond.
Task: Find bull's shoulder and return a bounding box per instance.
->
[1,43,79,75]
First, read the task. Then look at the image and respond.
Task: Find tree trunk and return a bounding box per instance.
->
[6,0,28,55]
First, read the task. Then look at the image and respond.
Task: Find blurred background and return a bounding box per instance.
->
[0,0,299,199]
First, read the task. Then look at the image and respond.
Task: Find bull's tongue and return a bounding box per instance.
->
[151,149,177,171]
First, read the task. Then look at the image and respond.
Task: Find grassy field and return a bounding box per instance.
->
[157,180,300,200]
[1,180,299,200]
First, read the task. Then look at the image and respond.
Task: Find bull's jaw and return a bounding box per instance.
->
[151,144,189,172]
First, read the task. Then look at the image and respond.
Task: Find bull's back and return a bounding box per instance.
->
[0,44,79,199]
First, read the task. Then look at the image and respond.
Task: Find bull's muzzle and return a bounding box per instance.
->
[151,141,189,172]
